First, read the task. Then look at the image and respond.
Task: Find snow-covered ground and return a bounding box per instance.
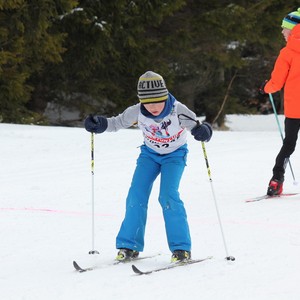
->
[1,114,300,300]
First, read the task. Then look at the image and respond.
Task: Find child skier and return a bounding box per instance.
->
[84,71,212,262]
[260,8,300,196]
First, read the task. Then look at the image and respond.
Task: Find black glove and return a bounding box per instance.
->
[191,122,213,142]
[259,80,268,95]
[84,114,108,133]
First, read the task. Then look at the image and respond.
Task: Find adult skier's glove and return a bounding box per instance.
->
[191,122,213,142]
[84,114,108,133]
[259,80,268,95]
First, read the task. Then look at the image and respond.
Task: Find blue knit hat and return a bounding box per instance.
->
[282,8,300,30]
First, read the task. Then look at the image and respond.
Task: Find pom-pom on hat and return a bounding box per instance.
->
[137,71,168,104]
[282,8,300,30]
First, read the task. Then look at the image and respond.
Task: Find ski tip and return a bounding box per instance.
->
[73,260,83,272]
[132,264,143,275]
[73,261,79,268]
[73,260,89,272]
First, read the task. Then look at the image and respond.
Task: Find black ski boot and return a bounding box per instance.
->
[171,250,191,262]
[116,248,139,262]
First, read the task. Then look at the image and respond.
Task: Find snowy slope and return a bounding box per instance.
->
[1,114,300,300]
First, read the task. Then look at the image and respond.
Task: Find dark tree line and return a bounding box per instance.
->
[0,0,299,126]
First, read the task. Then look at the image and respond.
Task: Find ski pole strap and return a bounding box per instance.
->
[178,113,199,125]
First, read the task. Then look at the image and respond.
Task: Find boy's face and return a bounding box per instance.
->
[282,27,291,42]
[143,102,165,116]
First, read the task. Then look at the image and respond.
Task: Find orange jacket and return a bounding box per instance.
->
[264,24,300,118]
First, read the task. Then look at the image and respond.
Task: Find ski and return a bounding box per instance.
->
[73,260,93,272]
[73,254,160,273]
[132,256,213,275]
[245,193,299,203]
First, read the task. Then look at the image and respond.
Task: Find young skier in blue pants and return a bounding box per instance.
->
[84,71,212,262]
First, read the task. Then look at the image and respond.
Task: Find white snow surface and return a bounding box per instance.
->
[1,114,300,300]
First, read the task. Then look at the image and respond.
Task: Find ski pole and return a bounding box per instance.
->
[201,141,235,261]
[89,132,99,255]
[268,93,297,184]
[177,113,235,260]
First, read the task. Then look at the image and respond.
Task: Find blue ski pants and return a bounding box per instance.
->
[116,144,191,252]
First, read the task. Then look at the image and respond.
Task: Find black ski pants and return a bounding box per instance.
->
[273,117,300,180]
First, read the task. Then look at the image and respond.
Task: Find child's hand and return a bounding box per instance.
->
[84,114,108,133]
[191,122,212,142]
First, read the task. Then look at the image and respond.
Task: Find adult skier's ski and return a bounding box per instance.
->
[132,256,213,275]
[245,193,299,203]
[73,254,160,273]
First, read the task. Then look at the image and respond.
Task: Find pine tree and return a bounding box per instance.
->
[0,0,77,123]
[38,0,186,120]
[164,0,300,125]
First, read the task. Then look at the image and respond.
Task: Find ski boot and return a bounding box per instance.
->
[116,248,139,262]
[267,178,283,196]
[171,250,191,263]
